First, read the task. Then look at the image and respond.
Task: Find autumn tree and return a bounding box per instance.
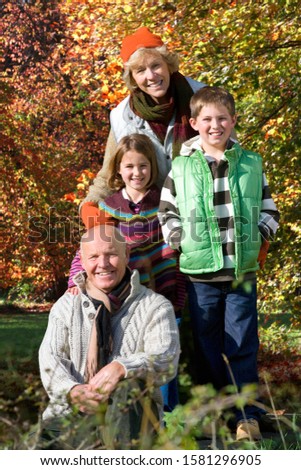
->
[1,0,109,297]
[1,0,300,315]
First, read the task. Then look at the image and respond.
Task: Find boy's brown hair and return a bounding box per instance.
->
[190,86,236,119]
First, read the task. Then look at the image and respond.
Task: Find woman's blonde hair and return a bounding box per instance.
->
[107,133,159,191]
[123,45,179,91]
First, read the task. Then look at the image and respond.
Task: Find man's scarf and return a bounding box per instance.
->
[130,71,198,157]
[84,268,132,383]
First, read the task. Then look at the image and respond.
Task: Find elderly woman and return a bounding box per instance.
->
[81,26,205,222]
[69,27,206,413]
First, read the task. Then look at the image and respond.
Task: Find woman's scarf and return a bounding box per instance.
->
[130,71,198,157]
[84,268,132,382]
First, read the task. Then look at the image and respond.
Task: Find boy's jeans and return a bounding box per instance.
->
[160,317,181,413]
[187,279,264,423]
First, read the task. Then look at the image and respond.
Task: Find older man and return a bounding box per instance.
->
[38,225,180,449]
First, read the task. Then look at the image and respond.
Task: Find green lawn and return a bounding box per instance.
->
[0,313,48,360]
[0,303,300,376]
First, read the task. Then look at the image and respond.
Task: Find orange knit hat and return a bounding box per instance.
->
[120,27,164,64]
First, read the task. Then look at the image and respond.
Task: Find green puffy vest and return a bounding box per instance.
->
[172,143,263,278]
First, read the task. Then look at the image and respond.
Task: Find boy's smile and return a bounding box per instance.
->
[189,103,236,157]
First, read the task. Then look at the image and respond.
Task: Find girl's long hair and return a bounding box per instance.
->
[107,133,159,191]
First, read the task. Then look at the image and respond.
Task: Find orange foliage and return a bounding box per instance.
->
[1,0,300,309]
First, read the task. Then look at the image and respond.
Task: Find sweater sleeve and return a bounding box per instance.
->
[80,129,117,206]
[259,173,280,240]
[39,295,84,404]
[113,297,180,387]
[67,250,83,288]
[157,171,183,251]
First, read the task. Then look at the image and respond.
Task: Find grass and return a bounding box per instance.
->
[0,299,300,449]
[0,314,48,362]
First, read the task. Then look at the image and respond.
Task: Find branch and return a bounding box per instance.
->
[241,92,298,144]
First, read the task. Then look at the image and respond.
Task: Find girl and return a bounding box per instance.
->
[69,134,184,312]
[99,134,178,301]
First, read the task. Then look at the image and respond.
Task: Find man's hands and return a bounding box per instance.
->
[89,361,126,399]
[69,384,103,414]
[69,361,126,414]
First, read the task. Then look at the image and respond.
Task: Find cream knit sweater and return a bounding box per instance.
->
[39,269,180,420]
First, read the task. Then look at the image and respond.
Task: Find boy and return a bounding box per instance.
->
[158,86,280,441]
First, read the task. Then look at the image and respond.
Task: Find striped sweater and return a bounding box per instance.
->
[158,137,280,282]
[99,185,185,310]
